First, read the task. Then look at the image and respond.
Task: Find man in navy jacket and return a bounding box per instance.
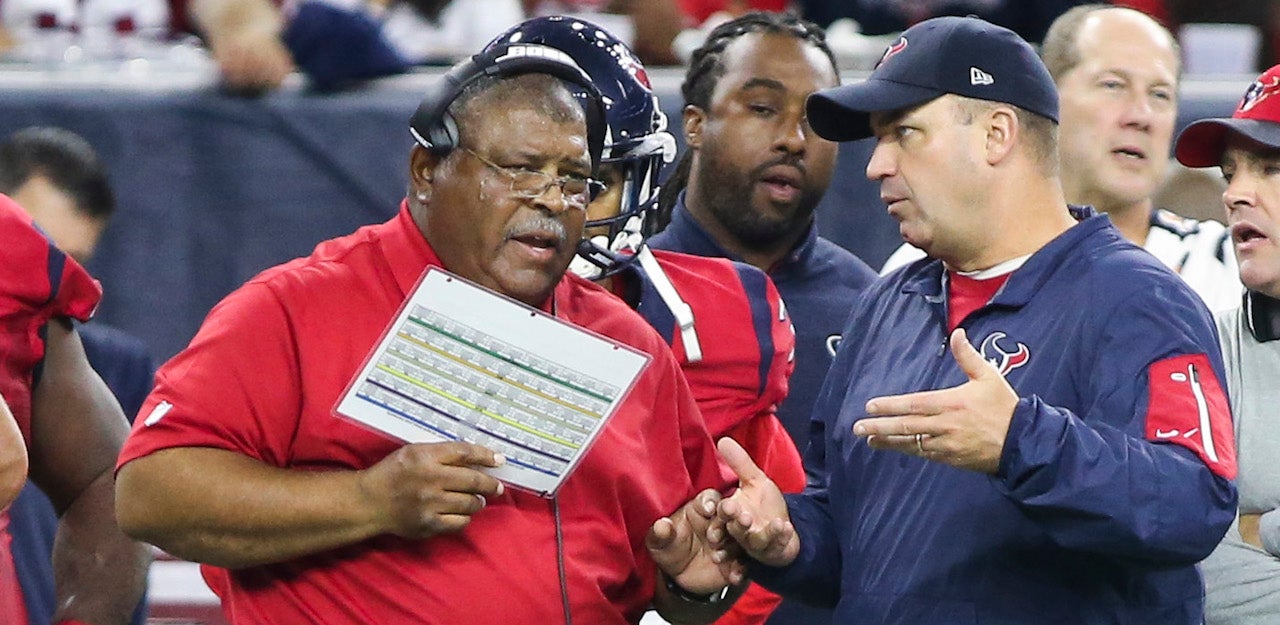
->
[650,15,1238,625]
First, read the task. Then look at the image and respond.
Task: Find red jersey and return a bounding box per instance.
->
[0,196,101,441]
[620,249,804,625]
[623,250,801,487]
[0,196,101,625]
[117,203,731,625]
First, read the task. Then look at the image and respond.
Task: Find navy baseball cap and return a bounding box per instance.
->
[1176,64,1280,167]
[806,16,1059,142]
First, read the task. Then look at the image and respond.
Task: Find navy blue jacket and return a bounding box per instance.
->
[650,193,876,459]
[753,213,1237,624]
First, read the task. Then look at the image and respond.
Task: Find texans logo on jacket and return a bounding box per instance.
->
[978,331,1030,377]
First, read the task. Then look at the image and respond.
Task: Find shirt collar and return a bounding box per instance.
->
[901,205,1105,306]
[380,200,446,298]
[379,200,555,313]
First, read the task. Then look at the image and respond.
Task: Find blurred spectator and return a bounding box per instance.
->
[1114,0,1280,72]
[195,0,523,91]
[0,126,154,625]
[189,0,295,91]
[796,0,1090,43]
[0,0,178,62]
[523,0,687,64]
[0,0,524,91]
[676,0,784,26]
[377,0,523,64]
[0,0,291,90]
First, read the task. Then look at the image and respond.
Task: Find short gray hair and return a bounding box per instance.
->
[449,73,585,151]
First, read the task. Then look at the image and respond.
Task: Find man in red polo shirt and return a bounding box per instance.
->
[115,39,743,625]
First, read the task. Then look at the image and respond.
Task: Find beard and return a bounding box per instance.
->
[693,146,826,252]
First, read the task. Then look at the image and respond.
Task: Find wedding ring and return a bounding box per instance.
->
[915,433,924,454]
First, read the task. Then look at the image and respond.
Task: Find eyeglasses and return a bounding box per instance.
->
[462,148,604,209]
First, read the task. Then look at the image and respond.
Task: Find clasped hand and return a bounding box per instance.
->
[646,329,1025,589]
[646,438,798,595]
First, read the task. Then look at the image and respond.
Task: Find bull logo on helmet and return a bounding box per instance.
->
[611,42,651,88]
[978,331,1030,377]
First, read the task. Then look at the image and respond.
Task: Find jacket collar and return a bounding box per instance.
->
[1246,290,1280,342]
[901,205,1107,308]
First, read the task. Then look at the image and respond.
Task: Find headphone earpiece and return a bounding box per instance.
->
[409,44,607,169]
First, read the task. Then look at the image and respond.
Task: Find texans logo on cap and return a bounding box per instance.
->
[1240,75,1280,113]
[875,37,907,70]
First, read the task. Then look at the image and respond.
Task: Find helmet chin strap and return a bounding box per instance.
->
[568,236,613,280]
[568,214,646,280]
[568,233,703,362]
[634,245,702,363]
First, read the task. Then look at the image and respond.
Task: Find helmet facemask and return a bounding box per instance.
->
[571,127,676,280]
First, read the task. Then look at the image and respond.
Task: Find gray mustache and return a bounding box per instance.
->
[505,216,568,242]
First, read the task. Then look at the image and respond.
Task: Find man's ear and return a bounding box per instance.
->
[410,145,442,197]
[984,106,1018,166]
[683,105,706,150]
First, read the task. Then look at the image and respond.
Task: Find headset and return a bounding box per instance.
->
[409,42,609,171]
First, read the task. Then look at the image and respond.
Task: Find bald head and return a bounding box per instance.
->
[1043,5,1180,84]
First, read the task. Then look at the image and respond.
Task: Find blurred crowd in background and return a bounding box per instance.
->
[0,0,1276,91]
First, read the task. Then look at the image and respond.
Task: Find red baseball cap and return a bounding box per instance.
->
[1176,64,1280,167]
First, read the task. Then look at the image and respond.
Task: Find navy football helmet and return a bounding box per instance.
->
[485,16,677,279]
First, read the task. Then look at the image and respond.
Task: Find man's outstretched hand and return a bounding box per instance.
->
[716,438,798,568]
[856,328,1019,474]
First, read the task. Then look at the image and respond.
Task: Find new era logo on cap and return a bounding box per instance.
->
[970,67,994,86]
